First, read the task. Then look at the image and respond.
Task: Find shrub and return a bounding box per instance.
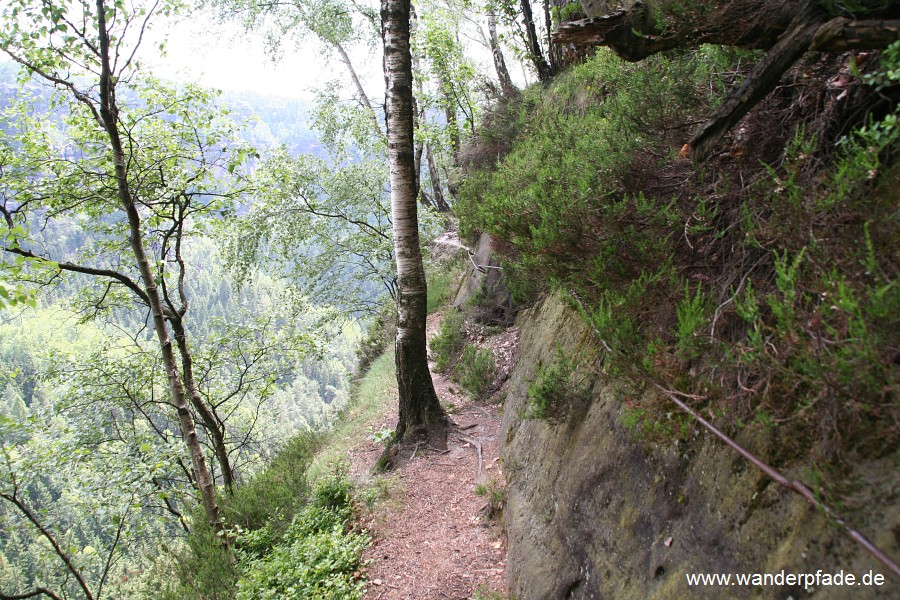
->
[235,466,368,600]
[526,353,578,419]
[222,431,321,532]
[676,282,709,358]
[452,344,496,398]
[457,39,900,465]
[430,309,466,372]
[146,431,322,600]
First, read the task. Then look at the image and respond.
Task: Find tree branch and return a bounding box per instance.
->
[0,487,95,600]
[653,384,900,578]
[0,588,63,600]
[688,15,822,162]
[3,246,151,307]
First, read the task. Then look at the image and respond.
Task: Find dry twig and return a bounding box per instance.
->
[654,383,900,578]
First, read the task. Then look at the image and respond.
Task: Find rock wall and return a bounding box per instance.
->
[501,294,899,599]
[454,233,514,326]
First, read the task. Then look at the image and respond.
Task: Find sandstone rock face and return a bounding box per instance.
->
[453,232,514,325]
[501,294,899,599]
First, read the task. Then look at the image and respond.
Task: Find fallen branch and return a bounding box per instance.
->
[654,384,900,578]
[688,13,823,162]
[456,434,484,483]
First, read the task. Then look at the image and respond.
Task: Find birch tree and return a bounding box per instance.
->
[383,0,448,448]
[0,0,246,540]
[206,0,385,135]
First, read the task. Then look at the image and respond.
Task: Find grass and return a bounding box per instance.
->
[427,265,459,312]
[472,585,507,600]
[473,478,505,520]
[308,349,397,481]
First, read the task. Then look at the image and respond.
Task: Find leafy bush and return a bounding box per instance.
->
[235,467,368,600]
[456,49,712,376]
[526,353,577,419]
[452,344,496,398]
[148,526,239,600]
[146,431,322,600]
[223,431,321,532]
[430,309,466,372]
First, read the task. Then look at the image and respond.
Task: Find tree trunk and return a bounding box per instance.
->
[335,40,384,137]
[94,0,225,538]
[410,4,425,204]
[382,0,448,449]
[555,0,900,160]
[171,318,236,493]
[564,0,798,56]
[521,0,553,81]
[440,72,461,203]
[543,0,562,74]
[488,13,517,96]
[443,91,461,153]
[426,143,451,212]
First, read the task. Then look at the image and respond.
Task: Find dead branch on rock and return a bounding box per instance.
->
[654,384,900,578]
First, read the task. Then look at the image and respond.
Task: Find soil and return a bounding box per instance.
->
[347,311,517,600]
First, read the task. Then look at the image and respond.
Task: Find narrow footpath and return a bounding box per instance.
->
[348,311,511,599]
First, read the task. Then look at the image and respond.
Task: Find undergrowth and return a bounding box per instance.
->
[452,344,496,398]
[146,432,322,600]
[430,305,499,399]
[526,351,577,420]
[235,465,368,599]
[473,478,506,520]
[457,46,899,473]
[145,347,401,599]
[430,309,466,372]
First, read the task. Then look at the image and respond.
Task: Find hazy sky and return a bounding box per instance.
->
[149,11,383,100]
[0,3,524,100]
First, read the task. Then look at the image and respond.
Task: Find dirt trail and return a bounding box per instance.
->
[347,311,510,599]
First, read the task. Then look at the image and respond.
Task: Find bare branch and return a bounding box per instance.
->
[654,384,900,578]
[3,246,151,307]
[0,469,95,600]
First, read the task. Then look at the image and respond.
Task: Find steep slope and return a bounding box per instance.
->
[453,40,899,600]
[500,293,898,599]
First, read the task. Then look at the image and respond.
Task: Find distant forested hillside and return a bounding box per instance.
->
[0,60,321,156]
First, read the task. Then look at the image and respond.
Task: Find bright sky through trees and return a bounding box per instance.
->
[0,4,380,99]
[150,9,382,98]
